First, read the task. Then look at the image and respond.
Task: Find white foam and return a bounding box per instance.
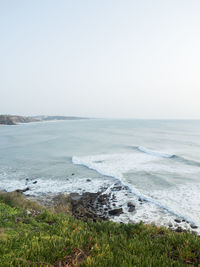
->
[72,153,200,231]
[0,176,111,196]
[72,152,199,179]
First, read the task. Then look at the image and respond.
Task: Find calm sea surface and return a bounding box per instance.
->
[0,119,200,231]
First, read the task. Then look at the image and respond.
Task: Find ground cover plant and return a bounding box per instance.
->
[0,192,200,266]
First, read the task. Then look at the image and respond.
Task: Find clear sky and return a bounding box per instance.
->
[0,0,200,119]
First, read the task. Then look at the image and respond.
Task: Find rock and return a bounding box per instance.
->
[33,181,37,184]
[98,194,109,205]
[190,224,198,229]
[127,202,135,211]
[111,186,123,191]
[174,219,181,223]
[168,223,173,228]
[175,227,183,233]
[86,179,91,182]
[71,173,75,176]
[128,206,135,212]
[15,187,30,193]
[108,208,123,216]
[138,197,147,203]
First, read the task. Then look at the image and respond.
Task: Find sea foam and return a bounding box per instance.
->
[72,152,200,230]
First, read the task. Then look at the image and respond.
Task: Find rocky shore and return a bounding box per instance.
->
[27,183,133,223]
[2,178,198,234]
[15,183,196,235]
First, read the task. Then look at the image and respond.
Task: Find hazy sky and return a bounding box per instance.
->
[1,0,200,119]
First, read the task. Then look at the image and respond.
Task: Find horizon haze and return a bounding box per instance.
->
[1,0,200,119]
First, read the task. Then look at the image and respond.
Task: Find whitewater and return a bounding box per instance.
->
[0,119,200,232]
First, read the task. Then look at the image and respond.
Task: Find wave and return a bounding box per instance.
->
[136,146,175,158]
[173,155,200,167]
[72,154,197,225]
[132,146,200,167]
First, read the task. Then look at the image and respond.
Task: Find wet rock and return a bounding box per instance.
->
[98,194,109,205]
[138,197,147,203]
[111,186,123,191]
[111,194,116,200]
[71,173,75,176]
[190,224,198,229]
[128,207,135,212]
[33,181,37,184]
[86,179,91,182]
[108,208,123,216]
[127,203,135,212]
[15,187,30,193]
[168,223,173,228]
[174,219,181,223]
[175,227,183,233]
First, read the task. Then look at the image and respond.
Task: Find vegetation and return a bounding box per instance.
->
[0,192,200,266]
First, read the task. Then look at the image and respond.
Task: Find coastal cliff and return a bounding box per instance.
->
[0,114,88,125]
[0,115,38,125]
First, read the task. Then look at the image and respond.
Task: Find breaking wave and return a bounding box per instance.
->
[132,146,200,167]
[72,153,199,226]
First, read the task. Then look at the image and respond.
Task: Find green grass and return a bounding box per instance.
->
[0,193,200,266]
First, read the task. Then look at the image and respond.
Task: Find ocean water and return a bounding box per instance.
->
[0,119,200,232]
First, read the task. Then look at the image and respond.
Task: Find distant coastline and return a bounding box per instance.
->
[0,114,89,125]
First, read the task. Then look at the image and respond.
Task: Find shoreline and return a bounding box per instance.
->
[14,183,198,235]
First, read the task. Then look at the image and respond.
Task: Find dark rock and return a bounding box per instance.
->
[138,197,147,203]
[97,194,109,205]
[128,206,135,212]
[108,208,123,216]
[15,187,30,193]
[71,173,75,176]
[174,219,181,223]
[190,224,198,229]
[175,227,183,233]
[86,179,91,182]
[111,186,123,191]
[33,181,37,184]
[111,194,116,200]
[127,202,135,208]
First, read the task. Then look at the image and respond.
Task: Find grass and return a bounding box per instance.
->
[0,192,200,266]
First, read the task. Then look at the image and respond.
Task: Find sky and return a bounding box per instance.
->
[0,0,200,119]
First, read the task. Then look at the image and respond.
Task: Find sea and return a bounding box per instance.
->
[0,119,200,232]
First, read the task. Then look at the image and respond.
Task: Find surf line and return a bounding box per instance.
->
[72,156,196,226]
